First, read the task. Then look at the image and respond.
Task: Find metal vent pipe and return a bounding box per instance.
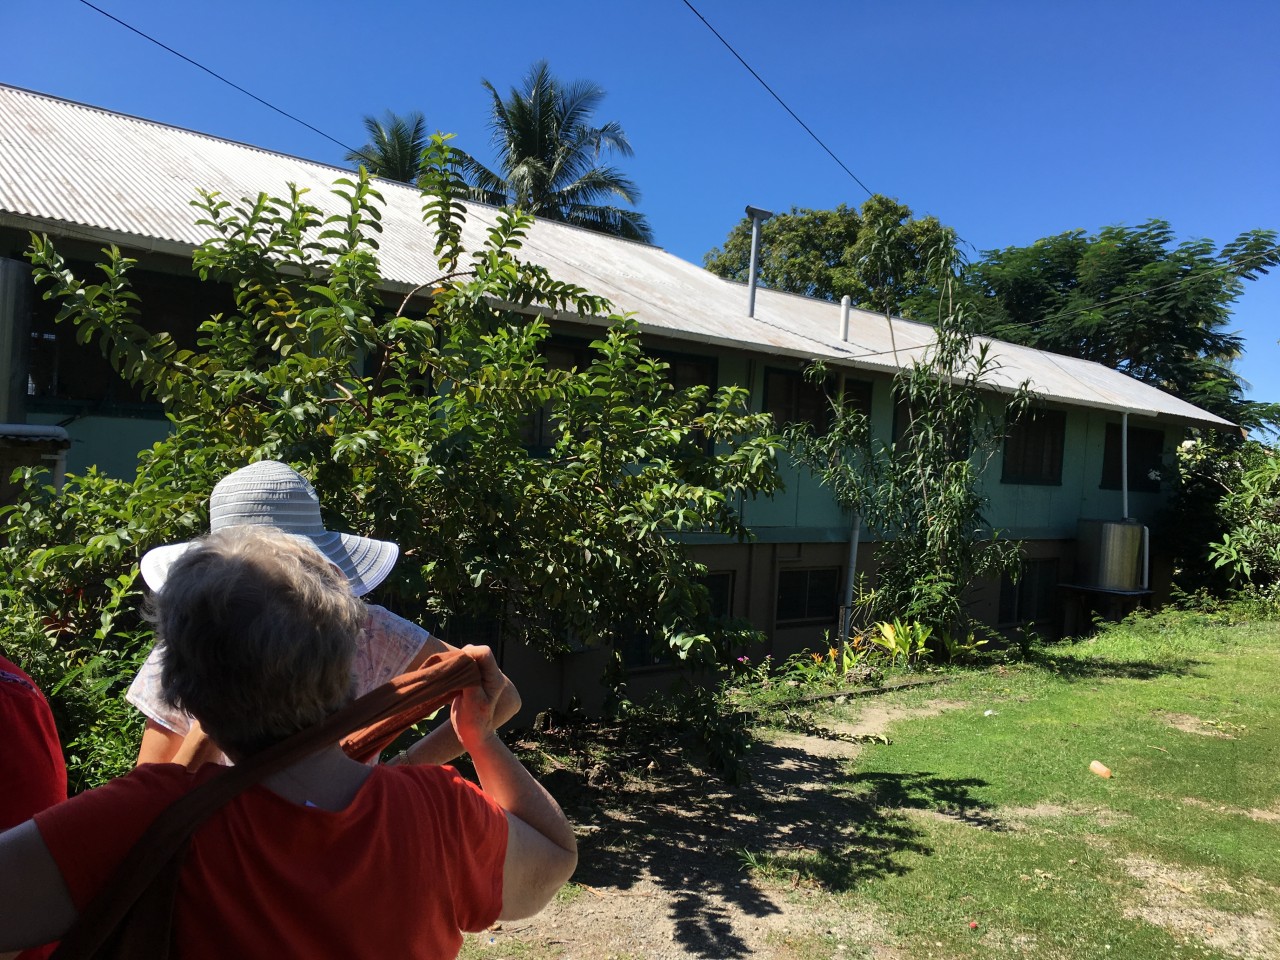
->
[745,205,773,317]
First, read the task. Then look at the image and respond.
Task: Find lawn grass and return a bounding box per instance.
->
[774,608,1280,959]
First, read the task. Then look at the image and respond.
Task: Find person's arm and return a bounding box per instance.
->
[0,820,77,951]
[392,666,521,766]
[136,718,184,765]
[450,646,575,921]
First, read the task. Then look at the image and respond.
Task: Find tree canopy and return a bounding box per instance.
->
[462,60,653,243]
[344,110,431,186]
[702,195,958,317]
[963,222,1280,427]
[6,140,777,788]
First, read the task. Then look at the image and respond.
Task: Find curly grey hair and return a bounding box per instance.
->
[151,525,365,758]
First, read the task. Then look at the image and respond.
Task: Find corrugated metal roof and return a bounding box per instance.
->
[0,83,1233,430]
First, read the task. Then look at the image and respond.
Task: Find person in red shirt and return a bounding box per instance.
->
[0,526,576,959]
[0,649,66,960]
[0,651,66,829]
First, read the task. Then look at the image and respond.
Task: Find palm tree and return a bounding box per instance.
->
[464,61,654,243]
[344,111,430,186]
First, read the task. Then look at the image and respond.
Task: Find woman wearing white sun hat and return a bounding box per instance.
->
[127,460,520,768]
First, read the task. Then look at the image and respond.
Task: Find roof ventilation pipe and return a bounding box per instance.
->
[840,295,851,341]
[745,205,773,318]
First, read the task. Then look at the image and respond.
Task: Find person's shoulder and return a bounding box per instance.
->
[0,654,41,698]
[363,604,420,630]
[35,763,201,832]
[371,761,461,790]
[361,604,435,644]
[104,762,210,796]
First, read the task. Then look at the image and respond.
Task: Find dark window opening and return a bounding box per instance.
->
[655,351,717,393]
[26,264,220,418]
[999,558,1060,626]
[1100,424,1164,492]
[776,567,840,624]
[841,378,873,418]
[1002,409,1066,485]
[653,350,718,453]
[703,570,734,620]
[764,368,832,432]
[520,340,591,451]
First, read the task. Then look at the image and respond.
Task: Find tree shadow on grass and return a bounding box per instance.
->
[1024,649,1203,682]
[555,738,992,959]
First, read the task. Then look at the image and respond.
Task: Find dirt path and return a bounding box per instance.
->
[470,701,967,960]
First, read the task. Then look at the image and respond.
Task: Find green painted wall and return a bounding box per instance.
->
[28,412,169,479]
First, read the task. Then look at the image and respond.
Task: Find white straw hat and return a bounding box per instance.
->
[139,461,399,597]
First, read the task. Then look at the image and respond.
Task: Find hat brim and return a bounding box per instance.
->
[140,530,398,598]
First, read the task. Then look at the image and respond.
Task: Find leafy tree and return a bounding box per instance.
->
[3,137,779,788]
[962,222,1280,428]
[1203,441,1280,594]
[462,60,653,243]
[344,110,431,186]
[788,267,1031,638]
[702,195,958,317]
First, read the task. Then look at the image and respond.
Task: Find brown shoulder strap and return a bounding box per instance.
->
[51,650,480,960]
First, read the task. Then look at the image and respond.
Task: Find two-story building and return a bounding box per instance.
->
[0,85,1234,707]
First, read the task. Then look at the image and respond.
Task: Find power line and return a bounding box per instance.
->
[74,0,358,155]
[679,0,874,199]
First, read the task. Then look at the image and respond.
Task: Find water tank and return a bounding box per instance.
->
[1076,520,1146,591]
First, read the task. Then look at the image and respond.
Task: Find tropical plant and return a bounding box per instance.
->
[935,628,989,664]
[867,619,933,667]
[462,60,653,242]
[1208,445,1280,587]
[8,136,780,787]
[787,237,1032,635]
[344,110,431,186]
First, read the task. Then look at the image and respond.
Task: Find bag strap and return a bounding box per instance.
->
[51,649,480,960]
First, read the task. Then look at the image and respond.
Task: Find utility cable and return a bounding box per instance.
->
[74,0,358,154]
[679,0,874,198]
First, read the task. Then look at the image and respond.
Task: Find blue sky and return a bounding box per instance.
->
[5,0,1279,401]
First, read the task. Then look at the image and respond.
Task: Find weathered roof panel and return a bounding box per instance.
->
[0,84,1234,430]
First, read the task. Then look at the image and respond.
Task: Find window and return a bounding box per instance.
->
[764,368,831,431]
[703,570,734,620]
[653,350,718,452]
[776,567,840,624]
[999,558,1059,626]
[1002,410,1066,485]
[841,378,873,418]
[26,264,218,417]
[654,351,717,393]
[1100,424,1164,492]
[520,341,591,451]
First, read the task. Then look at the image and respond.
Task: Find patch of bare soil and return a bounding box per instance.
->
[1158,711,1238,739]
[1180,796,1280,823]
[1120,856,1280,960]
[999,802,1131,831]
[472,700,969,960]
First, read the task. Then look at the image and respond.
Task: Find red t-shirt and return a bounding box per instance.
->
[0,654,67,830]
[1,654,68,960]
[34,761,507,959]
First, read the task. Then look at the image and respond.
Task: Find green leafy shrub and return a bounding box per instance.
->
[10,140,783,785]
